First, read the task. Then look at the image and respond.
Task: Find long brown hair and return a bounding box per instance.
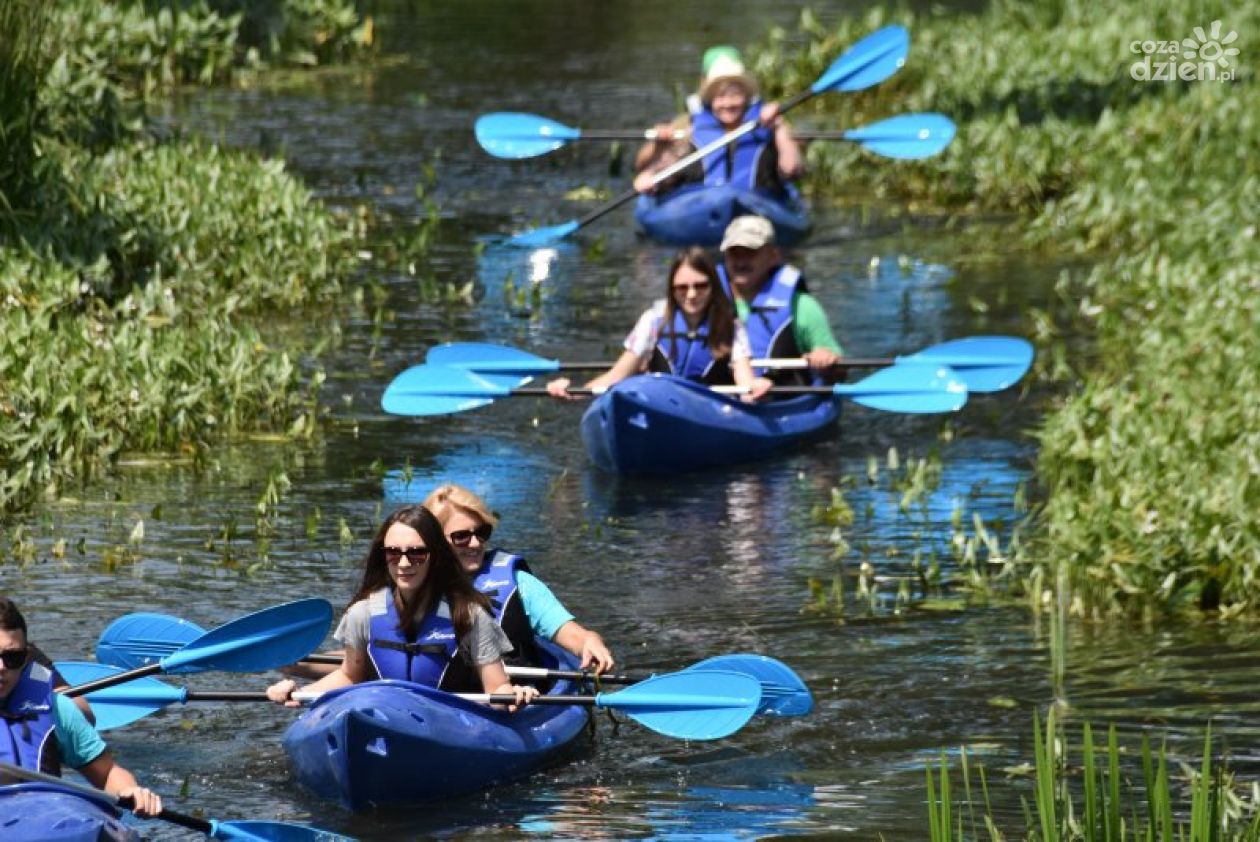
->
[349,505,490,641]
[662,246,735,360]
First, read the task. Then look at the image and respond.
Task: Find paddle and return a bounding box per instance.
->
[477,112,955,161]
[425,336,1033,394]
[93,616,812,717]
[0,762,352,841]
[55,663,761,741]
[508,24,909,246]
[382,361,967,417]
[63,599,333,698]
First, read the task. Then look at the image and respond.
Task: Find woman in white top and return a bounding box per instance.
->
[547,247,772,402]
[266,506,539,710]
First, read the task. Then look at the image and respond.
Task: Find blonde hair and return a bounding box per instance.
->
[422,483,499,529]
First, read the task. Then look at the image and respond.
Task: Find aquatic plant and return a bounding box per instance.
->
[926,711,1260,840]
[0,0,380,517]
[755,0,1260,615]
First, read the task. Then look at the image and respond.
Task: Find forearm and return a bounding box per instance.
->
[586,351,645,391]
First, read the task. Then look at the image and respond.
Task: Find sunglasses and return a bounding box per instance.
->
[448,524,493,548]
[672,280,711,294]
[383,545,430,565]
[0,648,28,670]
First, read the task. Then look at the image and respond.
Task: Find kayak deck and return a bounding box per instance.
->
[281,638,591,810]
[634,183,809,247]
[0,783,137,842]
[580,374,841,474]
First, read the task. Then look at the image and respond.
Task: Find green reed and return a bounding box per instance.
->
[927,710,1260,840]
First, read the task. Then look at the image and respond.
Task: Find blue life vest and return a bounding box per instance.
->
[441,550,543,693]
[691,100,774,190]
[366,588,458,689]
[718,263,819,385]
[651,309,719,382]
[0,661,61,777]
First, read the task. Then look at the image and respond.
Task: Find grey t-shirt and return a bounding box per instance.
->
[334,588,512,668]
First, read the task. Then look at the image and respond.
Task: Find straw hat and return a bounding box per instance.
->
[699,46,759,104]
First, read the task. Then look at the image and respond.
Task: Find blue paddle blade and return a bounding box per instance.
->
[508,219,580,247]
[688,655,813,717]
[598,669,760,740]
[813,25,909,94]
[475,112,581,159]
[900,336,1034,393]
[382,364,516,417]
[838,363,968,413]
[161,598,332,675]
[845,113,956,160]
[97,612,206,669]
[211,820,356,841]
[55,661,186,731]
[425,342,560,376]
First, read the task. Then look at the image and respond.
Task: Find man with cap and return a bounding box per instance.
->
[633,46,802,196]
[719,215,843,390]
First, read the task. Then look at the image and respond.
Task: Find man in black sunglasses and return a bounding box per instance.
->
[0,597,162,817]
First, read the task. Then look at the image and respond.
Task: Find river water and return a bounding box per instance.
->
[5,1,1255,838]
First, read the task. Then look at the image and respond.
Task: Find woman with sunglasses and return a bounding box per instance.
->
[546,246,772,402]
[0,597,163,817]
[266,506,538,710]
[424,484,615,678]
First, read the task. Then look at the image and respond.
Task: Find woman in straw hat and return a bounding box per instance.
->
[633,46,802,197]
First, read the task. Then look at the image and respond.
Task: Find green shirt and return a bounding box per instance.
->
[734,291,843,356]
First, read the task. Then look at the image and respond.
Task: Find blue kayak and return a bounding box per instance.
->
[281,639,590,810]
[0,783,137,842]
[580,374,841,474]
[634,183,809,247]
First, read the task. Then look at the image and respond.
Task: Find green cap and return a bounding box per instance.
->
[702,46,743,76]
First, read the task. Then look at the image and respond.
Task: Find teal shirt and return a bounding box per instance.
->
[734,291,843,356]
[517,571,576,641]
[52,694,107,769]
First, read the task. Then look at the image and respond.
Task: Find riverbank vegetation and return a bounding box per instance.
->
[0,0,371,515]
[756,0,1259,617]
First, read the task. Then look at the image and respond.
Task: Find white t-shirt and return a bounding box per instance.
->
[623,299,752,361]
[335,589,513,668]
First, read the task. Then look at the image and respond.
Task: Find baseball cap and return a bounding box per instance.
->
[720,215,775,251]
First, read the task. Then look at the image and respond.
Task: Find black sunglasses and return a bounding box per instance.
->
[447,524,493,548]
[0,648,28,670]
[383,545,430,565]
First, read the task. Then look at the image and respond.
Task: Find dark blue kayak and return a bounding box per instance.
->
[0,783,137,842]
[281,639,590,810]
[634,183,810,247]
[580,374,841,474]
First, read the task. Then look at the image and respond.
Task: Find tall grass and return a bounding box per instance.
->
[927,711,1260,840]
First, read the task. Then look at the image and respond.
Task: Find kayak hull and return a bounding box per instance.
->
[282,639,590,810]
[634,184,809,247]
[580,374,841,474]
[0,783,137,842]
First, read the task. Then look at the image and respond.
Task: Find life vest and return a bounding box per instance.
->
[0,661,62,779]
[718,263,818,385]
[648,309,732,384]
[366,588,458,689]
[440,550,544,693]
[690,100,774,191]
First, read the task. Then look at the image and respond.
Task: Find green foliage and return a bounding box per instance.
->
[0,0,375,517]
[756,1,1260,615]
